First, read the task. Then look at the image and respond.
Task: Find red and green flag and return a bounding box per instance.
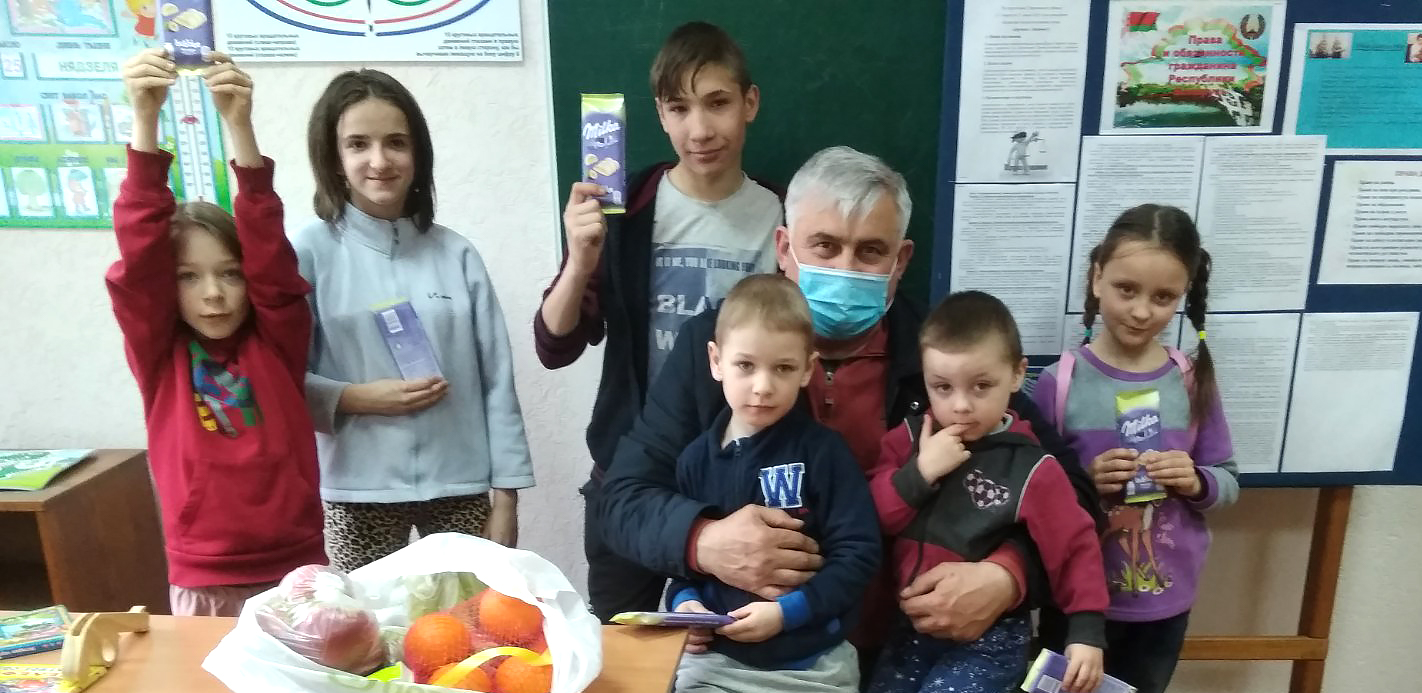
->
[1125,11,1160,32]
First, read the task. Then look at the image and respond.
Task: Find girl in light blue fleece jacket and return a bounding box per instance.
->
[293,68,534,571]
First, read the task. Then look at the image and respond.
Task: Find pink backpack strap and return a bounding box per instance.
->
[1053,349,1076,435]
[1166,346,1199,445]
[1166,346,1194,392]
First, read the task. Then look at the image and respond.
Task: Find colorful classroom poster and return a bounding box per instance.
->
[1319,161,1422,285]
[0,0,228,229]
[1099,0,1287,134]
[1284,24,1422,154]
[217,0,523,63]
[954,0,1090,183]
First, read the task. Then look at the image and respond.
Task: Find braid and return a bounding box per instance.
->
[1184,248,1217,424]
[1081,245,1102,346]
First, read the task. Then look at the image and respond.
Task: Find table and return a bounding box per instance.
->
[8,616,687,692]
[0,450,169,614]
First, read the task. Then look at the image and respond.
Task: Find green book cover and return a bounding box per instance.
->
[0,450,93,492]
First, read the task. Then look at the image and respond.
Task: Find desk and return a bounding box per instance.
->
[0,450,168,614]
[9,616,687,693]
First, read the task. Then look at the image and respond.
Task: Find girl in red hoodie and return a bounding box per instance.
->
[107,49,325,616]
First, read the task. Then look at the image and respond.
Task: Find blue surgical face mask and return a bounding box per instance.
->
[791,246,896,340]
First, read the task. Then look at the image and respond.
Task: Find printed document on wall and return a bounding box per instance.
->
[1196,135,1325,311]
[1319,161,1422,285]
[952,184,1075,355]
[1281,312,1418,474]
[956,1,1091,183]
[1181,313,1300,474]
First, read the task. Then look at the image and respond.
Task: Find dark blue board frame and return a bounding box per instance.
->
[930,1,1422,486]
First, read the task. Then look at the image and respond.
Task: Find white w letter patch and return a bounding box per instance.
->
[759,462,805,509]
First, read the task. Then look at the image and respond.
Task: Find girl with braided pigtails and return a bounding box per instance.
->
[1031,204,1240,693]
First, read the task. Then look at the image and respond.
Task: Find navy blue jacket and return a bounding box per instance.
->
[666,406,880,668]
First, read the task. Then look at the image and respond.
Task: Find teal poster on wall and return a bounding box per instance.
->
[1285,23,1422,154]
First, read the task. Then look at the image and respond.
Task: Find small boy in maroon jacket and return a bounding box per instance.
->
[107,48,325,616]
[866,291,1106,693]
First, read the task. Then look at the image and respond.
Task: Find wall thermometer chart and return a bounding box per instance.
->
[168,74,222,203]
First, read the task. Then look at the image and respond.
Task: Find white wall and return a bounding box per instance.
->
[0,2,1418,689]
[1168,486,1422,692]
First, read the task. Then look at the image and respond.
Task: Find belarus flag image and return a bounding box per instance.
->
[1125,11,1160,32]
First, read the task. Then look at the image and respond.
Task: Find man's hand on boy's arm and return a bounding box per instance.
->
[718,601,783,643]
[899,560,1018,642]
[121,49,175,153]
[691,504,822,599]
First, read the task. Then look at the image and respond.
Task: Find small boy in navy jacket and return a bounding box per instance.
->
[668,274,880,691]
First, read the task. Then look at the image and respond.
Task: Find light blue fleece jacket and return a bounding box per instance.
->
[292,203,534,503]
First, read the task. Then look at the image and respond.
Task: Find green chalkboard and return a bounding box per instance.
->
[548,1,947,300]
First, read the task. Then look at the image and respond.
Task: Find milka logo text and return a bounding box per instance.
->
[1120,413,1159,441]
[583,120,621,139]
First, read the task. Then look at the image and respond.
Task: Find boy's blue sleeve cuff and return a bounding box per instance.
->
[776,590,812,631]
[668,586,702,611]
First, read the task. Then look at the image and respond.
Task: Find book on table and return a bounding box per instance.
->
[0,606,72,660]
[0,450,93,491]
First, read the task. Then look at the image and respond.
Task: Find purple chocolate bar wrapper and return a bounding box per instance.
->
[581,94,626,213]
[1117,397,1166,502]
[1022,649,1136,693]
[161,0,215,68]
[373,301,442,380]
[611,611,736,628]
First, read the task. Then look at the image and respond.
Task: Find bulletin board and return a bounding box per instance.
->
[932,0,1422,485]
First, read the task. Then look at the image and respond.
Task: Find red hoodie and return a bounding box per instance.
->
[106,147,326,588]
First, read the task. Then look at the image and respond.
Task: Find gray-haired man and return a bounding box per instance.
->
[598,145,1097,668]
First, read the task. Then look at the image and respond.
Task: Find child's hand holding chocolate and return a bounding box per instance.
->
[1144,450,1203,498]
[1088,447,1138,495]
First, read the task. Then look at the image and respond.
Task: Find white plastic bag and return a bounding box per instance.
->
[203,533,602,692]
